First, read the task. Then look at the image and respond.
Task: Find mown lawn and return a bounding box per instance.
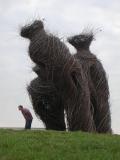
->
[0,129,120,160]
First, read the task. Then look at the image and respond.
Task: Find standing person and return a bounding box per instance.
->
[18,105,33,129]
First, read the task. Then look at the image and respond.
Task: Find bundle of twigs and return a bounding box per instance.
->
[68,32,112,133]
[20,20,111,133]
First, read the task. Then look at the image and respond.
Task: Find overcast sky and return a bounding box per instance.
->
[0,0,120,134]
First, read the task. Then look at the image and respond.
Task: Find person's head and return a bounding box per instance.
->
[18,105,23,111]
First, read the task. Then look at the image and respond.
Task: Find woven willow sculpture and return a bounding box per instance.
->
[68,32,112,133]
[20,20,111,133]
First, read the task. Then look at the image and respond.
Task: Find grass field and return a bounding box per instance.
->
[0,129,120,160]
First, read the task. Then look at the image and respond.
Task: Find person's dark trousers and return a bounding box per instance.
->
[25,119,32,129]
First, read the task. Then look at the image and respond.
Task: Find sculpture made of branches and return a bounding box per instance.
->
[20,20,95,132]
[68,32,112,133]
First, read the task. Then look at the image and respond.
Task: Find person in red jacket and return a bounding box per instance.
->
[18,105,33,129]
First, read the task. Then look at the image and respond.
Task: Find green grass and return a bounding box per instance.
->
[0,129,120,160]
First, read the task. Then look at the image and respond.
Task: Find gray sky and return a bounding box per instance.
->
[0,0,120,133]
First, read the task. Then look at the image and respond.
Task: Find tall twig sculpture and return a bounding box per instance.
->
[68,32,112,133]
[20,20,95,132]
